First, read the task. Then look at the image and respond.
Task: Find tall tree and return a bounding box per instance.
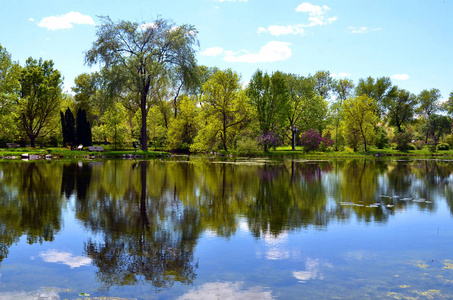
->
[417,88,442,118]
[0,44,20,141]
[76,108,93,146]
[342,95,378,152]
[247,70,289,151]
[424,114,451,147]
[332,78,354,150]
[384,88,417,133]
[85,16,198,151]
[191,69,249,152]
[312,70,333,100]
[18,58,62,147]
[61,108,76,147]
[355,76,396,117]
[443,90,453,116]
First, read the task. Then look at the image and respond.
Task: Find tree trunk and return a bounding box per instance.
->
[292,129,296,151]
[140,94,148,151]
[30,136,36,148]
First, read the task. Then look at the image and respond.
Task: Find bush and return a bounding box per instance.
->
[257,131,282,151]
[392,131,413,151]
[236,137,261,156]
[437,143,450,151]
[413,140,425,150]
[299,129,333,153]
[375,127,389,149]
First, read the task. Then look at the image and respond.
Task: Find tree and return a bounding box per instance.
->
[417,88,442,118]
[312,70,333,100]
[18,58,62,147]
[86,16,198,151]
[101,102,130,149]
[167,95,199,150]
[443,90,453,116]
[332,78,354,150]
[76,108,93,146]
[355,76,396,117]
[424,114,451,147]
[191,69,249,152]
[384,88,417,133]
[0,44,20,141]
[247,70,289,151]
[61,108,76,147]
[342,95,378,152]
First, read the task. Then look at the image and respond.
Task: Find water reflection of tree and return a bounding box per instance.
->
[81,161,201,290]
[0,162,63,263]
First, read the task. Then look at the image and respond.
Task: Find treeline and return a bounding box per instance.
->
[1,16,453,152]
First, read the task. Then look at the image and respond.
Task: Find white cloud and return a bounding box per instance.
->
[224,41,292,63]
[348,26,382,34]
[138,22,158,31]
[37,11,95,30]
[259,2,336,36]
[296,3,330,16]
[391,74,410,80]
[28,18,35,22]
[331,72,352,78]
[200,46,225,56]
[177,282,273,300]
[39,249,92,269]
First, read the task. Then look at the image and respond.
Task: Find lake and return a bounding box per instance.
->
[0,158,453,299]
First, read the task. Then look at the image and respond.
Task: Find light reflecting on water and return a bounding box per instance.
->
[0,159,453,299]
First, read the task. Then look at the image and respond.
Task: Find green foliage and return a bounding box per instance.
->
[417,88,442,117]
[167,95,198,150]
[384,88,417,132]
[191,69,250,152]
[437,143,450,151]
[392,130,413,151]
[236,137,261,156]
[19,57,63,147]
[101,102,130,149]
[375,127,389,149]
[342,95,378,152]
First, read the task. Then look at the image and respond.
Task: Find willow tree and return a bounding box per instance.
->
[85,16,198,151]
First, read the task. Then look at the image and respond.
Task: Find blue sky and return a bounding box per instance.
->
[0,0,452,100]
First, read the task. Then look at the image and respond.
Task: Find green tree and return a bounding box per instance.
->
[167,95,199,150]
[424,114,451,147]
[18,58,63,147]
[443,90,453,116]
[417,88,442,118]
[355,76,397,117]
[86,16,198,151]
[247,70,289,151]
[0,44,20,141]
[101,102,130,149]
[342,95,378,152]
[312,70,333,100]
[332,78,354,150]
[191,69,249,152]
[384,88,417,133]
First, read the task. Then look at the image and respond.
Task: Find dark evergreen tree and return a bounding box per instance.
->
[76,108,92,146]
[64,108,76,147]
[60,111,67,146]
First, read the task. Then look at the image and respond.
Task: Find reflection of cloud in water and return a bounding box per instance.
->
[293,258,333,283]
[39,249,92,268]
[256,232,301,260]
[177,281,273,300]
[0,289,61,300]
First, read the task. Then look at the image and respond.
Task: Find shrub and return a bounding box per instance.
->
[375,127,389,149]
[437,143,450,151]
[257,131,282,151]
[237,137,261,156]
[413,140,425,150]
[298,129,323,152]
[392,131,413,151]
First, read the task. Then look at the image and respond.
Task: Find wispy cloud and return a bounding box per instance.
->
[37,11,95,30]
[258,2,336,36]
[177,282,272,300]
[201,41,292,63]
[391,74,410,80]
[348,26,382,34]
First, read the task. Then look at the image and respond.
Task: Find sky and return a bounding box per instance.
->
[0,0,452,100]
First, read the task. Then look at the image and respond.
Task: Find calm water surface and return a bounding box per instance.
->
[1,158,453,299]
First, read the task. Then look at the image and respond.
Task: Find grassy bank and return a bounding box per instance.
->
[2,145,453,160]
